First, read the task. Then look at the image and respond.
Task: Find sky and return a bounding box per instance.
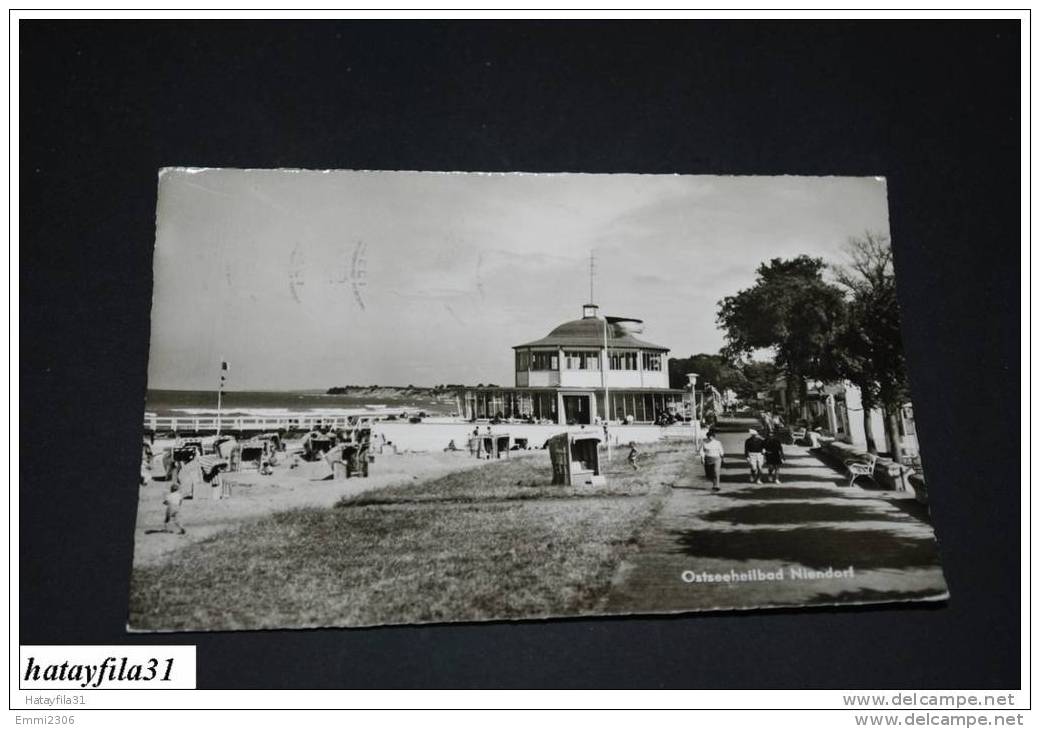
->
[148,170,891,390]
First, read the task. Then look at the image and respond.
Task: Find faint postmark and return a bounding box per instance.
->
[350,240,367,311]
[288,245,305,304]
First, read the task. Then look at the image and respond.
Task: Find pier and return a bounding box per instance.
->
[143,413,357,436]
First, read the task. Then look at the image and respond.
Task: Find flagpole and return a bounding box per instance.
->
[216,359,225,437]
[602,316,611,463]
[601,315,644,464]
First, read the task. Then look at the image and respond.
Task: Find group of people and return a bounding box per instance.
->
[743,428,786,484]
[697,427,786,492]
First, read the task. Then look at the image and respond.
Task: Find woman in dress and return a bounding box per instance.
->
[699,429,725,492]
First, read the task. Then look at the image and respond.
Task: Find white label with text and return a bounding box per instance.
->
[20,645,196,689]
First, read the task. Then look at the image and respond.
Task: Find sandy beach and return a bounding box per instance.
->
[136,420,698,569]
[133,448,534,567]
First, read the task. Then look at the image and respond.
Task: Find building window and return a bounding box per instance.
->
[516,350,530,370]
[564,350,600,370]
[642,352,662,371]
[608,350,638,370]
[531,351,558,371]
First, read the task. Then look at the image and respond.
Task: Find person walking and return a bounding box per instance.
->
[763,431,785,483]
[699,429,725,492]
[163,482,186,535]
[627,441,640,471]
[744,428,765,483]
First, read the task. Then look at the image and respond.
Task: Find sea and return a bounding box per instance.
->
[144,389,457,419]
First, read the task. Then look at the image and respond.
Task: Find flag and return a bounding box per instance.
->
[606,316,645,335]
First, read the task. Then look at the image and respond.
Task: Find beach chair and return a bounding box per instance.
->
[845,453,878,487]
[302,432,335,461]
[193,455,229,499]
[547,432,602,485]
[172,446,200,464]
[235,441,270,472]
[254,432,283,454]
[180,440,204,456]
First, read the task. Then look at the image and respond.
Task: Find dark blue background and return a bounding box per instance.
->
[18,20,1022,689]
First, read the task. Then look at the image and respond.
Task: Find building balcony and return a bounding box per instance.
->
[558,371,603,388]
[514,369,670,390]
[519,371,560,387]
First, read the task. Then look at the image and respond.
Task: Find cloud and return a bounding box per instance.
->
[148,171,890,389]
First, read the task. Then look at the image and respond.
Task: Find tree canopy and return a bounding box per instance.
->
[713,237,910,457]
[716,255,847,383]
[830,232,910,415]
[668,354,747,392]
[741,360,782,399]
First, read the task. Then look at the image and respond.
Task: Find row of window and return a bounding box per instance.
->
[516,350,663,372]
[467,389,686,423]
[609,351,639,371]
[565,351,600,371]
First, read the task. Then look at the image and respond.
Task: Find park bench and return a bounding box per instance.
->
[816,440,910,491]
[845,453,878,487]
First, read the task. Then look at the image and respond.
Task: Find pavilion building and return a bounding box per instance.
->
[461,304,690,425]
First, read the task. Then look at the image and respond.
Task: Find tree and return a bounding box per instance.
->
[717,256,847,416]
[740,360,781,401]
[831,232,911,460]
[829,309,882,452]
[668,353,748,393]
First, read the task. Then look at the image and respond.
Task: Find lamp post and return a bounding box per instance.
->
[686,372,698,420]
[217,359,228,437]
[686,373,701,446]
[703,381,712,426]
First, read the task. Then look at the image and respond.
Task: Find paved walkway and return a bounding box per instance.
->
[604,431,948,614]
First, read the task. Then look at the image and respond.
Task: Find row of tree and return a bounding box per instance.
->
[326,384,472,394]
[679,233,911,461]
[667,354,778,401]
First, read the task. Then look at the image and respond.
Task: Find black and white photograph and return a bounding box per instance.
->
[17,9,1026,708]
[129,169,948,631]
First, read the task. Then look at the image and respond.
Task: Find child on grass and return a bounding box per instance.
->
[163,483,186,535]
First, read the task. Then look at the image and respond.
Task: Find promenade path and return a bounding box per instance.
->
[604,418,948,613]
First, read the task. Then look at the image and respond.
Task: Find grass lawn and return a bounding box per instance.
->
[337,449,669,507]
[129,443,695,631]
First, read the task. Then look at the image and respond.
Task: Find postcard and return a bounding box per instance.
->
[129,169,947,631]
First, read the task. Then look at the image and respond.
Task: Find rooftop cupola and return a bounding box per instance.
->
[581,303,600,319]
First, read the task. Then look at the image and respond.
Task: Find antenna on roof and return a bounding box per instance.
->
[582,251,600,319]
[589,250,595,304]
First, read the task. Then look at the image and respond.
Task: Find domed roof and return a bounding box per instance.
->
[548,317,607,339]
[514,310,669,351]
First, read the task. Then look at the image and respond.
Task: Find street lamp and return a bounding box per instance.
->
[686,373,698,423]
[706,382,712,422]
